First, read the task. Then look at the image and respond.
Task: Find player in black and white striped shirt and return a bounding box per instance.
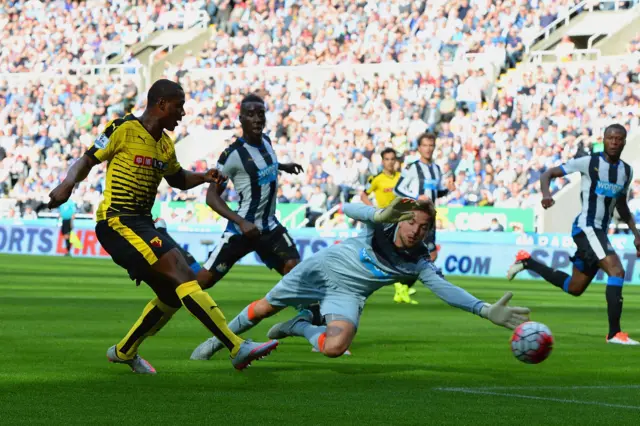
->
[394,133,451,262]
[197,94,303,291]
[508,124,640,345]
[391,133,452,304]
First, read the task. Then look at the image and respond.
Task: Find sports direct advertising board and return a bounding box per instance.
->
[1,219,639,285]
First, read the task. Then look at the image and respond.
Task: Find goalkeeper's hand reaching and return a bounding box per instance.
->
[373,197,421,223]
[480,292,531,330]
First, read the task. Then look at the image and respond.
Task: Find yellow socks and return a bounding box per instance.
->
[116,297,179,360]
[176,281,244,356]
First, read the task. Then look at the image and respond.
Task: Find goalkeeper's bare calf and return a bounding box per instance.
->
[191,199,531,361]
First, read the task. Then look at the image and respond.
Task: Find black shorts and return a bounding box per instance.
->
[61,219,72,235]
[203,225,300,279]
[571,229,616,275]
[156,227,197,267]
[96,216,179,282]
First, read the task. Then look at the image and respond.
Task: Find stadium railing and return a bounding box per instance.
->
[526,48,601,63]
[154,9,210,32]
[281,204,310,229]
[314,204,344,231]
[524,0,638,54]
[0,64,143,87]
[186,54,502,96]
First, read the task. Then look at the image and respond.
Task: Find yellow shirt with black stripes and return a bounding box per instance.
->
[86,114,182,222]
[365,171,401,208]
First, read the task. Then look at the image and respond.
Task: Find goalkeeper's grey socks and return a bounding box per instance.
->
[227,304,259,335]
[523,258,571,292]
[606,278,624,339]
[291,320,326,352]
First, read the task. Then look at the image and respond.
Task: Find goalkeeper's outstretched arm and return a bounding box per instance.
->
[418,264,530,330]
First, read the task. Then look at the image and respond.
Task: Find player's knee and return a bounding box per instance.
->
[610,268,625,279]
[252,298,280,319]
[282,259,299,275]
[157,249,196,287]
[323,342,349,358]
[197,268,216,289]
[567,286,586,297]
[566,279,589,296]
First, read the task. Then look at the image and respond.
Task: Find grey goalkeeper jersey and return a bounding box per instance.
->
[319,204,485,315]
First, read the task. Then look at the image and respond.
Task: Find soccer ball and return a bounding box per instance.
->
[511,321,554,364]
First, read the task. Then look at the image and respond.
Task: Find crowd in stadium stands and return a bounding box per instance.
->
[2,57,637,226]
[1,0,640,229]
[0,0,214,73]
[180,0,590,69]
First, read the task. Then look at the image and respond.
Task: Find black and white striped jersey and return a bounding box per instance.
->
[561,153,633,235]
[394,160,448,201]
[216,134,279,233]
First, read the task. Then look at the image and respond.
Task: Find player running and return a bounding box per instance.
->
[47,79,278,374]
[197,94,303,290]
[507,124,640,345]
[393,133,451,303]
[191,198,530,360]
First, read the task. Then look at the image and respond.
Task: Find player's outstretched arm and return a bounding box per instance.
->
[343,198,420,225]
[165,168,225,190]
[419,266,530,330]
[48,154,99,209]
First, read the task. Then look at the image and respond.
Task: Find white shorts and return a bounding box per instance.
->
[264,255,366,327]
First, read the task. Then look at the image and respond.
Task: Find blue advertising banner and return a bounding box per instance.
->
[2,219,639,284]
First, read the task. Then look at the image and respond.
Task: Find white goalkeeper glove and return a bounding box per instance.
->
[373,197,420,223]
[479,292,531,330]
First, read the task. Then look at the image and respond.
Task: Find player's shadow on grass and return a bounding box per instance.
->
[233,361,499,378]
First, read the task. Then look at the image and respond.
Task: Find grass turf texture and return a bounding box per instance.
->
[1,254,639,425]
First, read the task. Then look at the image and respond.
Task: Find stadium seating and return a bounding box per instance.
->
[1,0,639,230]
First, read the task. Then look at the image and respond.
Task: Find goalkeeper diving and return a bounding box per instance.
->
[191,198,531,360]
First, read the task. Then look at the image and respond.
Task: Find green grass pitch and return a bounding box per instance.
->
[1,253,639,425]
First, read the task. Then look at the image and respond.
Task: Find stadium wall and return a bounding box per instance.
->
[2,220,640,285]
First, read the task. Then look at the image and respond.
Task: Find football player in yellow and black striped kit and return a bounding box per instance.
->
[47,79,278,373]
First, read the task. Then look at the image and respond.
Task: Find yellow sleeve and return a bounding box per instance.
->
[86,119,123,163]
[365,175,378,195]
[165,144,182,176]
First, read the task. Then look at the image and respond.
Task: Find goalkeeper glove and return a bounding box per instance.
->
[479,292,530,330]
[373,197,420,223]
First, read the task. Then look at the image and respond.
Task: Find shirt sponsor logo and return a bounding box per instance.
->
[257,163,278,185]
[422,179,439,190]
[134,155,168,171]
[359,248,391,278]
[595,181,624,198]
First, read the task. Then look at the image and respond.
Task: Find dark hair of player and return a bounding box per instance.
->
[417,133,437,147]
[381,147,397,158]
[147,79,183,107]
[241,93,265,106]
[604,123,627,138]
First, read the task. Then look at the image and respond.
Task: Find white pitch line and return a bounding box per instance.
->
[437,385,640,391]
[435,388,640,411]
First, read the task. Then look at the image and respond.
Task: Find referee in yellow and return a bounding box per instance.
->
[359,148,417,305]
